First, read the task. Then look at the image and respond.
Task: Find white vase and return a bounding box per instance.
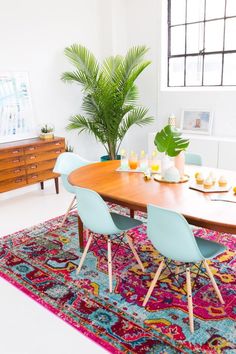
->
[164,166,180,182]
[161,155,173,178]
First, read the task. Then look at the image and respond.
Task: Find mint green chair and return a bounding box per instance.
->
[143,205,226,333]
[53,152,92,226]
[75,187,145,293]
[185,152,202,166]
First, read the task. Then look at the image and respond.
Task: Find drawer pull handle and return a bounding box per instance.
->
[28,147,35,151]
[12,150,20,154]
[55,143,60,146]
[55,150,61,154]
[30,165,37,169]
[14,169,21,173]
[15,178,22,183]
[13,159,20,163]
[31,175,38,179]
[30,156,36,159]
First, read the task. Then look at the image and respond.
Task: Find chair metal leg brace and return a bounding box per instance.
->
[126,234,145,272]
[142,259,165,307]
[60,196,77,227]
[77,234,93,274]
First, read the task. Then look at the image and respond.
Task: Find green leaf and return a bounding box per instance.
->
[154,125,189,157]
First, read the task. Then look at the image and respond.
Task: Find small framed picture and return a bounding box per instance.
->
[180,110,213,135]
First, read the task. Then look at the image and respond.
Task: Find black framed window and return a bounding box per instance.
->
[167,0,236,87]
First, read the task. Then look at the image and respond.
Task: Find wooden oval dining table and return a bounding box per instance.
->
[68,160,236,249]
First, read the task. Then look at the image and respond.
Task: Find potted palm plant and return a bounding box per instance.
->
[61,44,154,160]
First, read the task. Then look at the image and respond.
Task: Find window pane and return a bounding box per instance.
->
[223,53,236,85]
[205,20,224,52]
[169,57,185,86]
[225,18,236,50]
[187,0,204,23]
[226,0,236,16]
[204,54,222,85]
[186,56,203,86]
[171,25,185,55]
[170,0,186,25]
[206,0,225,19]
[187,23,204,54]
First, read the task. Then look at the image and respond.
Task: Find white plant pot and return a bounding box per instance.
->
[161,155,173,178]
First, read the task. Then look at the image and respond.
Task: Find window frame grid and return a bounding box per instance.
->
[167,0,236,87]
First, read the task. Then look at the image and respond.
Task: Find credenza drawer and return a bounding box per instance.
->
[24,140,65,154]
[26,160,56,174]
[0,156,26,170]
[0,147,24,160]
[0,166,26,182]
[27,170,57,185]
[25,149,63,163]
[0,176,27,192]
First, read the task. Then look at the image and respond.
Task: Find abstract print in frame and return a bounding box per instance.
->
[0,71,37,143]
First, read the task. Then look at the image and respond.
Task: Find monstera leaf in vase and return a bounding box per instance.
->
[154,125,190,180]
[154,125,189,157]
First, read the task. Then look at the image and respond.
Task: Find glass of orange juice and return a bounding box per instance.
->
[129,151,138,170]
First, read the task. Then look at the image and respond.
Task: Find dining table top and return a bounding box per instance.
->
[68,160,236,234]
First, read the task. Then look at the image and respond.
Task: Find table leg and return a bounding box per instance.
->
[40,181,44,190]
[54,177,59,194]
[78,215,84,250]
[130,209,134,218]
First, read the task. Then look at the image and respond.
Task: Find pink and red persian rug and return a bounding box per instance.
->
[0,206,235,354]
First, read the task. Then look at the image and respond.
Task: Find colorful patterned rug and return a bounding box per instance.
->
[0,206,235,354]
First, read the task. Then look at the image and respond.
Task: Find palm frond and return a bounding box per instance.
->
[123,46,149,77]
[61,71,94,91]
[118,107,154,139]
[64,44,99,80]
[102,55,123,80]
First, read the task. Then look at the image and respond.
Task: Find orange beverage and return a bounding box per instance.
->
[129,151,138,170]
[129,160,138,169]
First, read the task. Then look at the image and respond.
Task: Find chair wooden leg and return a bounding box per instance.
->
[204,260,225,304]
[77,234,93,274]
[142,260,164,307]
[107,236,113,293]
[126,234,145,272]
[60,196,76,227]
[186,267,194,333]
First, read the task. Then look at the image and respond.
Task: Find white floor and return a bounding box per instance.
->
[0,182,107,354]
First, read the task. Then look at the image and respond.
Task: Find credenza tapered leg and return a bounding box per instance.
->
[40,181,44,190]
[54,177,59,194]
[130,209,134,218]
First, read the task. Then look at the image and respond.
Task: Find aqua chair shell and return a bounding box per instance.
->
[143,204,226,333]
[185,152,202,166]
[53,152,93,226]
[75,187,145,293]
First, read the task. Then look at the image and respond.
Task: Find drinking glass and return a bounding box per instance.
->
[129,151,138,170]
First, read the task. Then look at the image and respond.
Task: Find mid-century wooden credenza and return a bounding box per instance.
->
[0,137,65,193]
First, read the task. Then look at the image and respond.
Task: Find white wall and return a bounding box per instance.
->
[1,0,235,161]
[0,0,112,160]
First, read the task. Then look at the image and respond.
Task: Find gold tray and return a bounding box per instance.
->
[154,174,190,184]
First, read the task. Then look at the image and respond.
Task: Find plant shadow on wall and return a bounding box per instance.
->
[61,44,154,160]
